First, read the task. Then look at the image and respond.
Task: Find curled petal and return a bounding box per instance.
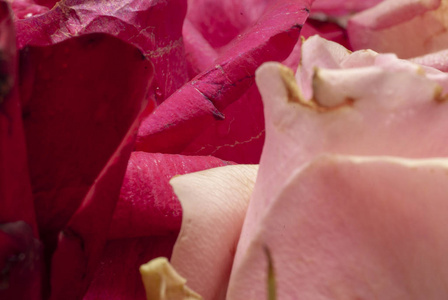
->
[170,165,258,300]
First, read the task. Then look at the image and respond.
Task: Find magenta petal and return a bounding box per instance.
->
[136,0,312,156]
[16,0,189,105]
[109,152,234,240]
[9,0,48,19]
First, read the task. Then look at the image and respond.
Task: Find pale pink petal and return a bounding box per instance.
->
[170,165,258,300]
[348,0,448,58]
[228,155,448,299]
[410,49,448,72]
[234,37,448,276]
[311,0,384,16]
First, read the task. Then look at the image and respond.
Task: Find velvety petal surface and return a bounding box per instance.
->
[19,33,153,299]
[109,152,234,240]
[348,0,448,58]
[83,153,232,299]
[228,155,448,299]
[170,165,258,300]
[136,0,312,163]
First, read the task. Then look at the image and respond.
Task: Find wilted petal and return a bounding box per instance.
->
[140,257,202,300]
[348,0,448,58]
[170,165,258,300]
[228,155,448,299]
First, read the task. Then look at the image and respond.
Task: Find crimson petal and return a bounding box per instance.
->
[16,0,189,106]
[19,33,153,299]
[0,2,42,298]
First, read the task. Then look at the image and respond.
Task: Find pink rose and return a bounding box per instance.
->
[162,30,448,300]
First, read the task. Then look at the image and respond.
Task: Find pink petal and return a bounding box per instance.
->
[9,0,48,19]
[136,0,311,162]
[109,152,234,240]
[348,0,447,58]
[311,0,384,15]
[228,155,448,299]
[235,37,448,277]
[170,165,258,300]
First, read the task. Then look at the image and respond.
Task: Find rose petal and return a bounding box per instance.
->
[136,0,311,159]
[109,152,234,240]
[170,164,258,300]
[0,3,41,298]
[228,155,448,299]
[18,33,152,300]
[235,37,448,275]
[83,235,178,300]
[9,0,48,19]
[311,0,383,15]
[16,0,189,105]
[348,0,447,58]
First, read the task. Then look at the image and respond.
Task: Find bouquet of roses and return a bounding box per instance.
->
[2,0,448,299]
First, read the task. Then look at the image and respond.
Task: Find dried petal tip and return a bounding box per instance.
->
[140,257,203,300]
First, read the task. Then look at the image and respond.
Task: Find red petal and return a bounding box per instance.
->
[0,2,41,297]
[19,33,153,299]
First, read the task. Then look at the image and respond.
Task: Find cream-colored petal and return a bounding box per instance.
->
[140,257,202,300]
[170,165,258,300]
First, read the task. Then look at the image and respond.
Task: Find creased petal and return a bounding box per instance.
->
[348,0,447,58]
[136,0,311,162]
[16,0,189,105]
[170,165,258,300]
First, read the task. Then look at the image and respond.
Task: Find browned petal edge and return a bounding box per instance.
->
[433,85,448,103]
[278,64,354,112]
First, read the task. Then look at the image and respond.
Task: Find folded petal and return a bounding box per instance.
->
[228,155,448,299]
[136,0,311,162]
[348,0,448,58]
[311,0,383,15]
[17,0,189,105]
[170,165,258,300]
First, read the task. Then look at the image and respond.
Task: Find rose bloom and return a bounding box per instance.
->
[2,0,448,299]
